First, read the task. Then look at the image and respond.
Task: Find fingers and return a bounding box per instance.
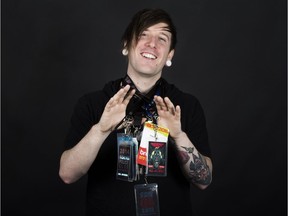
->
[154,96,175,112]
[154,95,164,111]
[175,105,181,119]
[105,85,133,111]
[114,85,131,104]
[154,95,167,111]
[164,97,176,114]
[123,88,136,105]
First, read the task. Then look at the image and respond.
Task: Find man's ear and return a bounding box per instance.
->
[123,41,127,49]
[168,49,175,61]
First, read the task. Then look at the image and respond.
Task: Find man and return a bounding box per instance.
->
[59,8,213,216]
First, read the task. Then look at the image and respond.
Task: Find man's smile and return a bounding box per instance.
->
[141,52,157,59]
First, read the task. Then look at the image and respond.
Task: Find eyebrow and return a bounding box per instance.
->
[141,26,172,40]
[159,29,171,40]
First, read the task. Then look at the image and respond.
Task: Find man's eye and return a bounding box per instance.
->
[159,37,167,42]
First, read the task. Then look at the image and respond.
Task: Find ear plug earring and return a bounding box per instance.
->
[166,60,172,67]
[122,49,128,56]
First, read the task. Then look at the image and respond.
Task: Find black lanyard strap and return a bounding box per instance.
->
[114,75,162,130]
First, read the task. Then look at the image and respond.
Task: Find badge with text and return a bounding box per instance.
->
[134,183,160,216]
[116,133,138,182]
[137,122,169,172]
[147,141,167,177]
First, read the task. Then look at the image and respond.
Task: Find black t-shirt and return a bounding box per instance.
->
[64,78,211,216]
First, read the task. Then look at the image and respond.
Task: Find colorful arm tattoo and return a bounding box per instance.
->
[178,146,212,185]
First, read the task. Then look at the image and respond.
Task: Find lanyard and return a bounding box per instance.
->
[114,75,162,131]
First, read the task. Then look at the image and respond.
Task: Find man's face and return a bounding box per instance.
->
[127,22,174,78]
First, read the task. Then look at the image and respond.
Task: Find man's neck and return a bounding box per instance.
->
[127,72,161,94]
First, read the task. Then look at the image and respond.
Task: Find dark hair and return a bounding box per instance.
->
[121,8,177,51]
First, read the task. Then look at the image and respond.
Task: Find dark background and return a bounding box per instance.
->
[2,0,287,215]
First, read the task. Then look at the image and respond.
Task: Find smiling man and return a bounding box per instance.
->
[59,8,213,216]
[126,22,174,85]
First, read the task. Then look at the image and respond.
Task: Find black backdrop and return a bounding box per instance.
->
[2,0,287,215]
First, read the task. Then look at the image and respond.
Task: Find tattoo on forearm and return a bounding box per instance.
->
[177,147,193,164]
[180,146,211,185]
[189,153,211,185]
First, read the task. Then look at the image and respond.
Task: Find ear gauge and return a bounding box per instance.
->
[122,49,128,56]
[166,60,172,67]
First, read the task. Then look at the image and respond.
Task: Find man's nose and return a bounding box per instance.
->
[146,36,157,48]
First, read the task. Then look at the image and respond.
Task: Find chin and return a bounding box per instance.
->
[138,70,160,77]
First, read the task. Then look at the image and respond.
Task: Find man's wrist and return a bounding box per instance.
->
[92,123,111,137]
[172,131,187,142]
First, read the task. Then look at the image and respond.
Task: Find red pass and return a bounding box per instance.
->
[137,122,169,168]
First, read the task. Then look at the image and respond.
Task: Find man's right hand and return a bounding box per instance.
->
[98,85,135,133]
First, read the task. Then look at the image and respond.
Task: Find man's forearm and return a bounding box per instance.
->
[59,124,110,184]
[173,132,213,189]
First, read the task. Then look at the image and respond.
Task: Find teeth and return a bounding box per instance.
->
[142,53,156,59]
